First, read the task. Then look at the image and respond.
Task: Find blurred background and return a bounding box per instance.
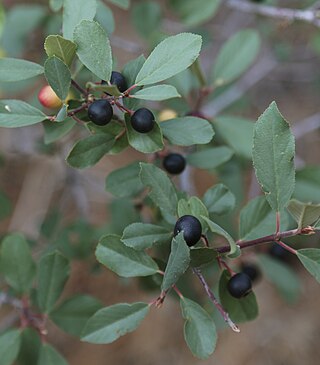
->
[0,0,320,364]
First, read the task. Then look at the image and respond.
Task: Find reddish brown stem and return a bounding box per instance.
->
[277,240,297,255]
[201,234,209,247]
[124,84,138,96]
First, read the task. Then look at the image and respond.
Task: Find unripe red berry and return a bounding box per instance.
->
[38,85,62,109]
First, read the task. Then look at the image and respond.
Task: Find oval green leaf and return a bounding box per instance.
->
[0,58,44,82]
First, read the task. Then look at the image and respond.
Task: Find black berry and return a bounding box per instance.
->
[227,273,252,299]
[174,215,202,247]
[88,99,113,126]
[110,71,128,93]
[241,263,260,283]
[163,153,186,175]
[131,108,155,133]
[269,243,289,261]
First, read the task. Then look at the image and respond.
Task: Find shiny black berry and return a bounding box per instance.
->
[163,153,186,175]
[241,263,260,283]
[87,99,113,126]
[269,243,288,261]
[227,273,252,298]
[131,108,155,133]
[110,71,128,93]
[174,215,202,247]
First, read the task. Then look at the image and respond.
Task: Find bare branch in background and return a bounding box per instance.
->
[226,0,320,27]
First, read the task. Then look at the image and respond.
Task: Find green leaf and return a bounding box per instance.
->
[212,29,261,86]
[187,146,234,170]
[171,0,221,26]
[0,329,21,365]
[252,102,295,212]
[180,298,217,359]
[219,270,258,322]
[239,196,290,240]
[105,162,144,198]
[43,119,76,144]
[125,114,164,153]
[190,248,217,268]
[202,216,238,257]
[37,344,68,365]
[132,85,180,101]
[287,199,320,229]
[95,1,115,35]
[96,235,158,277]
[258,254,300,303]
[0,58,44,82]
[107,0,130,9]
[55,104,68,122]
[131,1,161,37]
[122,55,146,87]
[37,251,70,314]
[0,3,5,39]
[44,35,77,67]
[0,100,46,128]
[161,233,190,292]
[135,33,202,86]
[63,0,97,40]
[294,166,320,204]
[81,302,149,344]
[49,0,63,12]
[177,196,209,229]
[161,117,214,146]
[121,223,172,250]
[0,190,12,220]
[74,20,112,81]
[139,163,178,220]
[214,115,254,159]
[203,183,236,216]
[44,56,71,101]
[50,295,103,336]
[297,248,320,283]
[66,134,115,169]
[1,233,36,294]
[17,328,41,365]
[86,82,121,96]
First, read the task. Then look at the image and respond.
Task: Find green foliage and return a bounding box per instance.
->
[297,249,320,283]
[287,199,320,229]
[160,117,215,146]
[190,248,217,268]
[253,102,295,212]
[219,270,258,322]
[135,33,202,85]
[96,235,159,277]
[44,56,71,101]
[0,100,46,128]
[203,184,236,216]
[1,233,36,294]
[0,58,44,82]
[187,146,234,169]
[44,35,77,67]
[37,251,70,313]
[38,343,68,365]
[180,298,217,359]
[161,233,190,292]
[0,329,21,365]
[43,118,76,144]
[212,29,261,86]
[132,85,180,101]
[177,196,209,229]
[81,302,149,344]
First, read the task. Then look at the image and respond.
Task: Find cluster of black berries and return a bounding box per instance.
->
[173,215,262,299]
[87,71,155,133]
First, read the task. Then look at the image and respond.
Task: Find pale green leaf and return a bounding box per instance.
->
[96,235,158,277]
[121,223,172,250]
[161,233,190,292]
[180,298,217,359]
[253,102,295,212]
[190,248,218,268]
[177,197,209,229]
[81,302,149,344]
[213,29,260,86]
[135,33,202,86]
[66,134,115,169]
[63,0,97,40]
[187,146,234,170]
[43,118,76,144]
[287,199,320,229]
[44,56,71,101]
[0,329,21,365]
[0,58,44,82]
[203,183,236,215]
[37,344,68,365]
[161,117,214,146]
[37,251,70,314]
[0,100,46,128]
[74,20,112,80]
[132,85,180,101]
[297,248,320,283]
[44,35,77,66]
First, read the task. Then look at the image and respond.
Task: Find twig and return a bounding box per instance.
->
[193,268,240,333]
[71,79,88,97]
[226,0,320,27]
